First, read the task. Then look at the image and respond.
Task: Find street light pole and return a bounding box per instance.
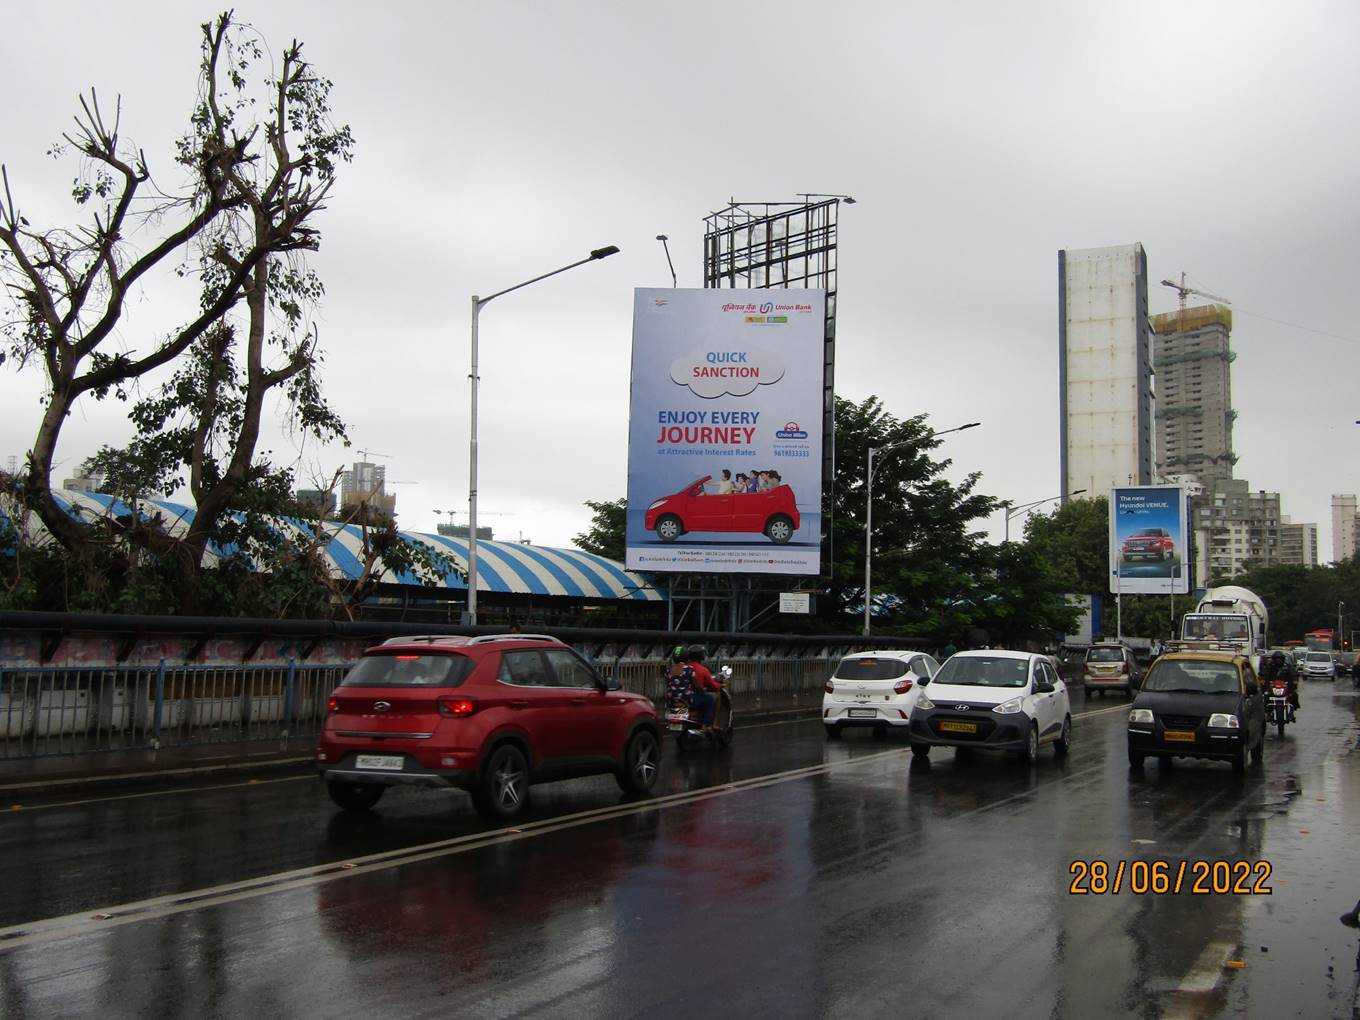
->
[467,245,619,625]
[863,422,981,636]
[1001,489,1087,543]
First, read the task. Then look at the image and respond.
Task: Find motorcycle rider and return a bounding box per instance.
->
[682,645,721,731]
[1262,650,1300,713]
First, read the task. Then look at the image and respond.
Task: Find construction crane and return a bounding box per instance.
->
[1160,273,1232,330]
[353,448,391,464]
[435,508,512,520]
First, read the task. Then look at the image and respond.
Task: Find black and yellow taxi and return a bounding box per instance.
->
[1126,648,1265,772]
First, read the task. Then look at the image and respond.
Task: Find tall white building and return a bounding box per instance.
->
[1333,494,1358,563]
[1059,244,1154,500]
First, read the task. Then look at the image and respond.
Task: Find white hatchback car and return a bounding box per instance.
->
[906,649,1071,763]
[822,650,940,738]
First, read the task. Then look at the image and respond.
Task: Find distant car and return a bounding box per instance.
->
[644,475,800,544]
[1302,651,1337,680]
[1121,527,1175,562]
[1126,649,1265,772]
[316,634,661,819]
[822,650,940,738]
[906,650,1071,763]
[1083,642,1140,698]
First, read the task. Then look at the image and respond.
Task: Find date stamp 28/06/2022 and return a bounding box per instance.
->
[1069,859,1273,896]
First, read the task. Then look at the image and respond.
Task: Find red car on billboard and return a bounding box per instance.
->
[1121,527,1175,562]
[644,475,800,544]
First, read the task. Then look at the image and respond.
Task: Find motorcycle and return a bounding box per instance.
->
[1266,676,1295,738]
[665,665,735,750]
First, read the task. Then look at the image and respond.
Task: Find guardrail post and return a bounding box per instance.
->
[282,657,297,741]
[756,654,764,703]
[152,657,166,750]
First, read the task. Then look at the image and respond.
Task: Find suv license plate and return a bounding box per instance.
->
[355,754,404,771]
[1163,731,1196,743]
[848,709,877,718]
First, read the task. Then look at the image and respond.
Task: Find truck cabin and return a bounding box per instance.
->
[1181,615,1251,643]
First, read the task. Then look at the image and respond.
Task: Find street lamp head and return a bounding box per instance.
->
[655,235,668,242]
[590,245,620,260]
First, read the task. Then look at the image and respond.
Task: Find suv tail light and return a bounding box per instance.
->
[825,680,835,694]
[436,696,478,718]
[893,678,914,694]
[1121,661,1130,675]
[327,697,338,713]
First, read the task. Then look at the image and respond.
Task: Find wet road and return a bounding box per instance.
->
[1,684,1358,1019]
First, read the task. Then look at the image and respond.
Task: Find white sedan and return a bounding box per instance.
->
[906,649,1071,763]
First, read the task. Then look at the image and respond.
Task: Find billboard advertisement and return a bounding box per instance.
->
[1109,485,1189,594]
[626,288,825,574]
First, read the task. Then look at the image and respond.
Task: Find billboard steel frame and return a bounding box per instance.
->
[666,195,845,632]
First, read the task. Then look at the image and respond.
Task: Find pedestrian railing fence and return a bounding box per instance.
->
[0,655,834,760]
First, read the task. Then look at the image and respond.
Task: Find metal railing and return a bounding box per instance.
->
[0,660,350,760]
[0,654,835,761]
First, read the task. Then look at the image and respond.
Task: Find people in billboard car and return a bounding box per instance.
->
[717,469,735,494]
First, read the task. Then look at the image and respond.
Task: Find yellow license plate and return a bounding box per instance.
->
[939,721,978,734]
[1164,730,1196,742]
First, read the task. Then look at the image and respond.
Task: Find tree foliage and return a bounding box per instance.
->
[1020,495,1110,595]
[0,12,454,616]
[819,396,999,640]
[574,498,626,562]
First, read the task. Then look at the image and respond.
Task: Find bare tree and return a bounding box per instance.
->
[0,11,355,610]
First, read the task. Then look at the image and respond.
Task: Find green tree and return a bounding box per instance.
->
[573,498,627,562]
[818,396,999,639]
[980,540,1082,647]
[1020,495,1110,595]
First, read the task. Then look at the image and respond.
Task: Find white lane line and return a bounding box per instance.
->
[0,746,913,950]
[0,704,1129,947]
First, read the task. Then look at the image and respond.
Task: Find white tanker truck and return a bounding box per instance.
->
[1177,585,1268,672]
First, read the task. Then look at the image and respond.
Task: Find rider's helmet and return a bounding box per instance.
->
[684,644,707,663]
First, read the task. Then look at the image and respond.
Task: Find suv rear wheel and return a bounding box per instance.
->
[474,744,531,819]
[617,730,660,795]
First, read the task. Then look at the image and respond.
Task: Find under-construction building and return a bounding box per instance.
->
[1149,304,1236,489]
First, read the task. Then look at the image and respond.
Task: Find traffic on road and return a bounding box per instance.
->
[0,646,1356,1020]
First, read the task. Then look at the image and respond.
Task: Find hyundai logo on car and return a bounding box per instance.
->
[955,704,971,711]
[373,701,391,712]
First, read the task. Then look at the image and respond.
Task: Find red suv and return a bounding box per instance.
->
[1121,527,1175,562]
[643,475,800,544]
[316,634,661,819]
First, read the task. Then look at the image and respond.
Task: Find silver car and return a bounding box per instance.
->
[1303,651,1336,680]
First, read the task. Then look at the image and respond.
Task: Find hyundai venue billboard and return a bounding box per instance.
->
[1109,485,1189,594]
[626,288,825,574]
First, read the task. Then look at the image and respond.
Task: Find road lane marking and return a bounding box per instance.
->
[0,702,1137,947]
[0,746,920,949]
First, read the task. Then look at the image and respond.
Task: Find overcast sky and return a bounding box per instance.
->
[4,1,1357,558]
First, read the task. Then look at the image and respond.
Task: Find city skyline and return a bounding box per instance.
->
[1,1,1355,559]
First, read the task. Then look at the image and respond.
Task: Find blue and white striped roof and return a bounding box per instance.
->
[6,490,664,602]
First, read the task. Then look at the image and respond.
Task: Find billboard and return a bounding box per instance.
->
[625,288,825,574]
[1109,485,1189,594]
